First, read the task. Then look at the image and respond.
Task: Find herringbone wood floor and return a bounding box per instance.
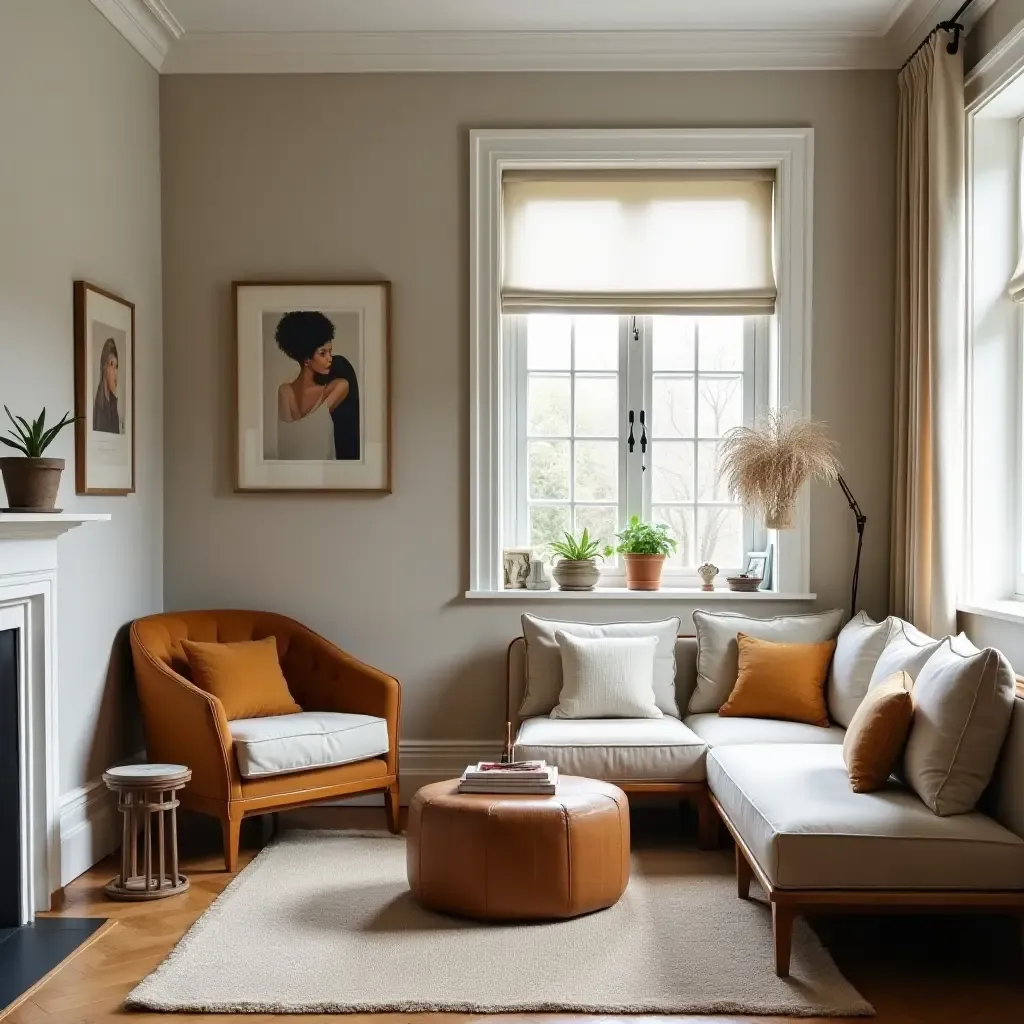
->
[5,807,1024,1024]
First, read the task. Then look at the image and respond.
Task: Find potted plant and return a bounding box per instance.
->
[0,407,75,511]
[549,529,606,591]
[615,516,677,591]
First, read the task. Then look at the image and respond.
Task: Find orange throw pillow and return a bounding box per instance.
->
[719,633,836,727]
[842,671,914,793]
[181,637,301,720]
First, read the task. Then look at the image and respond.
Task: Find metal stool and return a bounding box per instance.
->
[103,763,191,901]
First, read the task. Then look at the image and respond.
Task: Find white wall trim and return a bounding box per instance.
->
[966,16,1024,110]
[160,29,889,74]
[469,127,814,596]
[59,777,120,887]
[88,0,182,71]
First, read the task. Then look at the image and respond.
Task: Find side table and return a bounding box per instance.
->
[102,763,191,901]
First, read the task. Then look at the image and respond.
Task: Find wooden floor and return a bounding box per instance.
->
[6,807,1023,1024]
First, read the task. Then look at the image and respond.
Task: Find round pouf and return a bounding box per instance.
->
[407,775,629,920]
[103,763,191,901]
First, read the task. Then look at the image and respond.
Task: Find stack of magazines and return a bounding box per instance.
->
[458,760,558,795]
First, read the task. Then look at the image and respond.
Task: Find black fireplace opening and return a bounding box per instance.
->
[0,627,20,929]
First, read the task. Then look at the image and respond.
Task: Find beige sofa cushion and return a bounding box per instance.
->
[708,744,1024,890]
[903,639,1016,816]
[552,633,662,719]
[688,609,844,714]
[685,713,845,747]
[521,615,681,718]
[827,612,895,727]
[867,620,944,690]
[514,716,706,782]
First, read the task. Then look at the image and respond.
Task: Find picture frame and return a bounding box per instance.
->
[234,281,391,493]
[745,546,774,591]
[74,281,135,495]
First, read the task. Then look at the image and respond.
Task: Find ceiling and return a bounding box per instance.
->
[91,0,994,73]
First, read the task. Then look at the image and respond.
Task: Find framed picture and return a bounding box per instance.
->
[74,281,135,495]
[746,546,774,591]
[234,281,391,493]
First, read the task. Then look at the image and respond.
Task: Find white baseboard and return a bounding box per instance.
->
[58,742,503,878]
[58,751,146,886]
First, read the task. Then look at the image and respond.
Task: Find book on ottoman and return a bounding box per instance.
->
[458,761,558,794]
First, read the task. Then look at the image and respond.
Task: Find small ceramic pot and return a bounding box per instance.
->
[0,457,64,511]
[552,558,600,591]
[525,558,551,591]
[624,553,666,591]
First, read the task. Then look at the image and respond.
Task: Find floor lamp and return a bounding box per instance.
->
[837,475,866,617]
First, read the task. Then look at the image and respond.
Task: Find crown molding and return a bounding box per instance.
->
[89,0,183,71]
[885,0,997,60]
[160,29,892,74]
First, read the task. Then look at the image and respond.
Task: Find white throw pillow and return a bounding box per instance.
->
[867,620,944,690]
[551,633,662,720]
[903,639,1016,816]
[688,608,845,714]
[521,615,681,718]
[827,612,895,727]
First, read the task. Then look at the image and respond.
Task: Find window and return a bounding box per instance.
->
[505,312,766,583]
[469,129,814,595]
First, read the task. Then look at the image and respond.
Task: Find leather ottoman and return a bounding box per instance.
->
[406,775,630,920]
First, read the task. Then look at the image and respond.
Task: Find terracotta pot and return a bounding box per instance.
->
[551,558,600,591]
[624,553,666,591]
[0,457,64,510]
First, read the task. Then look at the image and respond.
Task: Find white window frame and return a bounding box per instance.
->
[469,128,814,594]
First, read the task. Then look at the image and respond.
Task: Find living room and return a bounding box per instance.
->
[1,0,1024,1020]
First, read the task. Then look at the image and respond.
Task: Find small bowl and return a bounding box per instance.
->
[725,575,763,593]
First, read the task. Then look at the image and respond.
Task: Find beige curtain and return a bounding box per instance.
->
[891,33,965,637]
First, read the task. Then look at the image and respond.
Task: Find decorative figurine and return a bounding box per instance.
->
[698,562,719,592]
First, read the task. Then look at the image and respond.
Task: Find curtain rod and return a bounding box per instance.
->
[900,0,977,72]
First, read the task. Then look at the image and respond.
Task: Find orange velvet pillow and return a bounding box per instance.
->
[181,637,301,721]
[718,633,837,727]
[842,671,914,793]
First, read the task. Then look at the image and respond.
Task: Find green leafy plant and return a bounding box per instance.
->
[550,528,606,562]
[614,516,678,556]
[1,407,74,458]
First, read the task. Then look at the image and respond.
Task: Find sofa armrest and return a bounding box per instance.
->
[129,626,240,802]
[283,627,401,775]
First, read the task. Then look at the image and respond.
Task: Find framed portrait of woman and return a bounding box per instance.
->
[234,281,391,492]
[73,281,135,495]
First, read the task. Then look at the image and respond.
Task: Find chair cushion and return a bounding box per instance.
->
[514,716,706,782]
[708,744,1024,891]
[719,634,836,727]
[182,637,301,720]
[229,712,389,779]
[685,713,845,747]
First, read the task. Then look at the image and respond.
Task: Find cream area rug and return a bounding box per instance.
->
[127,830,872,1016]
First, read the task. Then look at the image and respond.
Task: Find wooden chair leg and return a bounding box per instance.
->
[221,816,241,873]
[384,783,401,834]
[696,790,718,850]
[736,844,753,900]
[772,901,796,978]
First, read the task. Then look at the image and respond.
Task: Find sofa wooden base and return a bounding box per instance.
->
[712,794,1024,978]
[616,781,717,850]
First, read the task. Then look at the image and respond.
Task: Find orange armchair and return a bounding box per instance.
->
[130,610,401,870]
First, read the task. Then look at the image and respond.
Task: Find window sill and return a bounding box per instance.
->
[958,599,1024,627]
[465,588,816,601]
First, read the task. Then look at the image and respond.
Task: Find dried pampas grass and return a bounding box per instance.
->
[718,410,841,529]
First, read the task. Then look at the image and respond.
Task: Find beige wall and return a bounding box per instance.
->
[966,0,1024,71]
[160,71,897,741]
[0,2,163,792]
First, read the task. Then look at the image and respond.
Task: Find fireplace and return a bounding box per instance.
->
[0,627,19,928]
[0,512,108,924]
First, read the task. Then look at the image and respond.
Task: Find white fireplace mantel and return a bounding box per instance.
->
[0,512,111,541]
[0,510,109,922]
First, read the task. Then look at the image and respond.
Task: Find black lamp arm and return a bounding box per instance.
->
[836,474,867,617]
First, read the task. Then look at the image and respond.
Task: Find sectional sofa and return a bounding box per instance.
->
[508,615,1024,976]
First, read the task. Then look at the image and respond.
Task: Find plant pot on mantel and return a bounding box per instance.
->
[0,457,65,511]
[624,553,666,592]
[551,558,600,592]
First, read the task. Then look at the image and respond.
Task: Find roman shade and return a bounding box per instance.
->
[501,173,776,314]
